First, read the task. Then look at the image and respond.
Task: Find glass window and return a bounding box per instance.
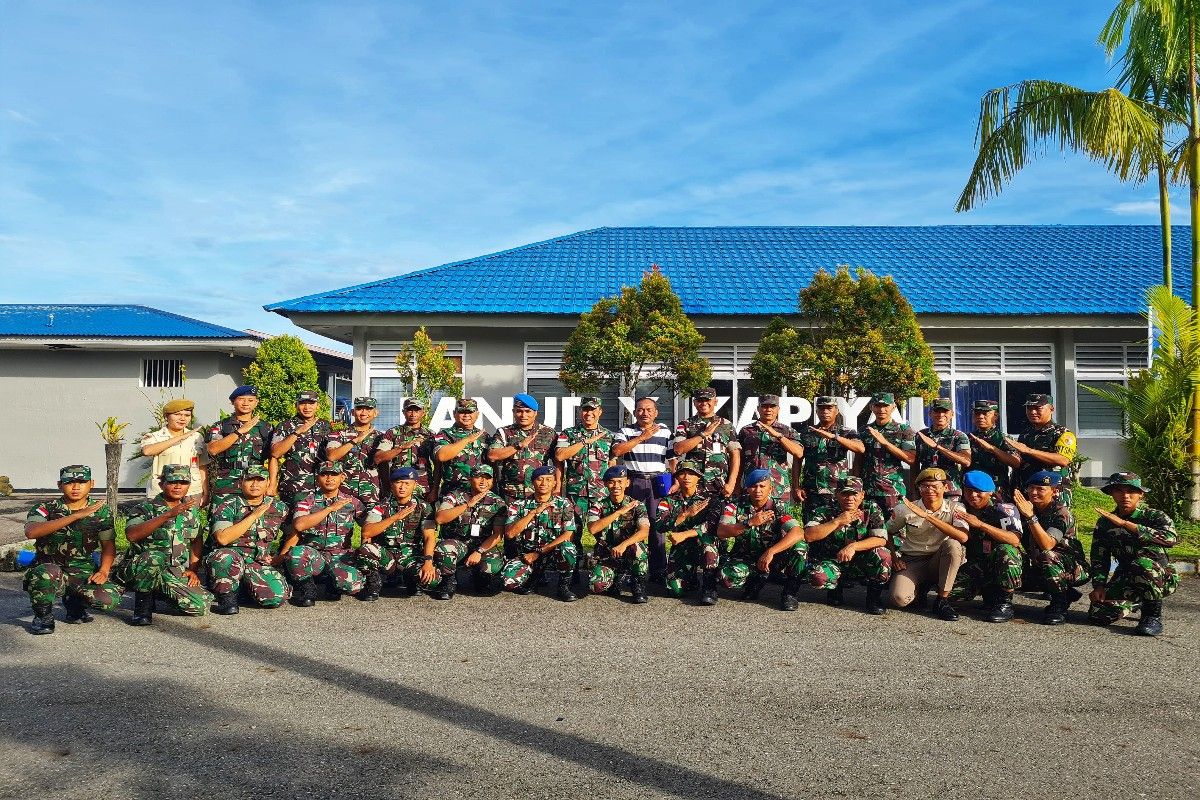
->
[1077,380,1124,436]
[952,379,1001,432]
[370,377,405,429]
[1004,380,1052,435]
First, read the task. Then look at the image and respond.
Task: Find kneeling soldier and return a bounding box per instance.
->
[432,464,508,598]
[658,460,720,604]
[1012,470,1088,625]
[948,470,1024,623]
[24,465,121,634]
[359,467,440,599]
[501,465,579,600]
[115,465,212,625]
[715,468,808,611]
[586,466,651,603]
[284,461,367,607]
[803,478,890,615]
[206,466,291,614]
[1087,472,1179,636]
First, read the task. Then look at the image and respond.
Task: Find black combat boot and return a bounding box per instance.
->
[557,573,578,602]
[1042,593,1067,625]
[988,591,1015,623]
[864,584,887,615]
[934,595,960,622]
[779,578,801,611]
[360,570,382,602]
[323,574,342,601]
[432,572,457,601]
[63,593,93,624]
[292,578,316,607]
[742,571,766,601]
[213,591,240,615]
[399,572,420,597]
[825,584,845,607]
[630,576,648,604]
[30,603,55,635]
[698,570,719,606]
[1135,600,1164,637]
[130,592,154,626]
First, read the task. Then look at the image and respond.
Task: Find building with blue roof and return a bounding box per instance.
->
[268,225,1169,480]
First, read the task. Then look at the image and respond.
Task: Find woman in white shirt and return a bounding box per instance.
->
[139,399,209,502]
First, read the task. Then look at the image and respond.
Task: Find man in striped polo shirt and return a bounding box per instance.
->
[612,397,674,582]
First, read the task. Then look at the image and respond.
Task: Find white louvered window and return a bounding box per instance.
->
[141,358,184,388]
[929,343,1055,434]
[367,340,464,428]
[699,343,759,420]
[1075,342,1149,437]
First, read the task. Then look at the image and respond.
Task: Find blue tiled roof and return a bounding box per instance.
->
[266,226,1190,317]
[0,304,250,339]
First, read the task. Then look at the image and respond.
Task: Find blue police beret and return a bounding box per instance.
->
[1024,470,1061,488]
[603,465,628,480]
[229,385,257,401]
[531,465,555,479]
[513,393,540,412]
[743,468,772,488]
[962,470,996,493]
[389,466,418,482]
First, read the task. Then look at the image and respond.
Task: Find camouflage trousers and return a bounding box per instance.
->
[1024,546,1085,594]
[113,552,213,616]
[807,546,891,591]
[357,540,454,586]
[500,542,579,591]
[718,542,808,589]
[665,536,720,597]
[23,559,122,610]
[205,549,291,607]
[587,543,649,594]
[949,544,1023,602]
[434,538,506,577]
[285,546,365,594]
[1088,552,1180,625]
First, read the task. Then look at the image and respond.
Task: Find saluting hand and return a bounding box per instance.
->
[811,426,836,441]
[902,497,928,519]
[749,509,775,527]
[704,419,722,437]
[968,433,994,452]
[865,427,887,444]
[237,416,260,435]
[1011,489,1034,518]
[82,500,107,517]
[916,431,938,450]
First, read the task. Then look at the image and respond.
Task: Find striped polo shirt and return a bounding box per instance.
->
[615,424,673,475]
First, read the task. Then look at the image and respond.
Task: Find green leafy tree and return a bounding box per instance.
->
[395,327,464,409]
[749,266,939,401]
[560,267,711,399]
[243,335,329,425]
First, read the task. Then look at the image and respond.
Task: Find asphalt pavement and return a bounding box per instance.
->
[1,573,1197,800]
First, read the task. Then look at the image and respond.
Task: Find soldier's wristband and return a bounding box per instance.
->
[420,555,433,562]
[1021,516,1035,525]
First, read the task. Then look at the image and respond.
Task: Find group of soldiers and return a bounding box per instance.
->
[22,384,1181,638]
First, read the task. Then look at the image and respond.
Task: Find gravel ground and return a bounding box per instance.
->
[1,573,1197,800]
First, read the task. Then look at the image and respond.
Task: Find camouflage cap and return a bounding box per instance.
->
[972,399,999,412]
[962,470,996,493]
[402,397,424,410]
[455,398,478,413]
[242,465,269,480]
[353,396,378,409]
[915,467,948,484]
[1102,471,1147,494]
[390,466,418,482]
[871,392,895,405]
[162,399,194,415]
[1024,469,1061,488]
[930,397,953,412]
[837,477,864,494]
[815,395,838,407]
[159,464,192,483]
[674,460,704,476]
[317,460,344,475]
[758,394,780,407]
[229,385,257,401]
[471,464,495,478]
[603,465,629,480]
[297,391,320,404]
[59,465,91,483]
[1024,393,1054,407]
[693,387,717,401]
[579,396,602,410]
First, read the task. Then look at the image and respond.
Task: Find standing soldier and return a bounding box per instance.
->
[324,396,385,508]
[796,396,864,522]
[858,392,917,516]
[915,397,972,496]
[659,460,720,605]
[737,394,805,502]
[432,464,508,597]
[206,385,274,502]
[555,396,616,576]
[586,466,652,603]
[1011,470,1087,625]
[965,400,1019,500]
[283,461,367,606]
[501,465,579,601]
[359,466,444,599]
[375,398,436,499]
[270,390,333,504]
[488,393,558,500]
[431,398,488,496]
[1087,472,1179,637]
[1010,393,1078,507]
[715,469,809,611]
[115,465,211,626]
[23,465,122,635]
[947,470,1024,623]
[803,478,890,615]
[206,465,291,614]
[672,387,740,500]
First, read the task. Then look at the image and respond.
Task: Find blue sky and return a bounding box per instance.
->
[0,1,1176,350]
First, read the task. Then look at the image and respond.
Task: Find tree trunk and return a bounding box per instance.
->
[105,441,122,519]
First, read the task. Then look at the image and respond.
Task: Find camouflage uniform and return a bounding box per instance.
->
[658,491,720,598]
[557,424,616,528]
[969,427,1016,499]
[323,427,385,507]
[488,423,558,500]
[499,496,578,590]
[271,417,334,503]
[672,415,740,497]
[434,489,508,579]
[948,501,1024,602]
[23,499,121,610]
[206,495,292,607]
[361,496,451,584]
[716,497,807,588]
[287,490,367,594]
[858,420,917,514]
[1015,423,1077,506]
[737,422,801,501]
[797,424,859,521]
[1088,505,1180,624]
[113,495,212,615]
[376,424,435,496]
[585,496,650,593]
[206,418,273,498]
[430,424,488,495]
[915,425,971,495]
[804,502,891,591]
[1023,500,1086,593]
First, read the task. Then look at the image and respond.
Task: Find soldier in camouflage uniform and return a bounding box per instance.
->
[431,398,488,496]
[206,385,274,501]
[114,465,212,625]
[1087,472,1179,637]
[914,397,972,496]
[359,466,444,599]
[796,396,864,522]
[715,468,808,611]
[270,390,333,504]
[947,470,1024,623]
[206,465,292,614]
[965,399,1020,500]
[24,465,122,635]
[803,477,890,614]
[489,393,558,500]
[501,465,579,601]
[659,460,721,604]
[1012,470,1087,626]
[737,394,804,502]
[432,464,508,598]
[283,461,367,606]
[858,392,917,516]
[375,398,436,498]
[555,395,616,534]
[672,387,741,501]
[1011,393,1078,507]
[586,466,651,602]
[324,396,385,507]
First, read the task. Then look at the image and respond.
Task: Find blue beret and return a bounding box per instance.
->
[513,393,540,412]
[743,468,772,488]
[531,465,555,479]
[962,470,996,493]
[229,385,257,400]
[1024,470,1061,488]
[389,467,418,482]
[603,465,628,480]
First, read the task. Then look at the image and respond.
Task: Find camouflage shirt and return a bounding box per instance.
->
[376,424,434,489]
[969,426,1015,493]
[1014,422,1077,490]
[26,497,115,568]
[209,495,288,563]
[962,501,1023,563]
[206,418,273,493]
[672,415,740,494]
[1028,500,1077,550]
[737,421,802,500]
[291,490,366,552]
[271,417,334,498]
[488,423,558,499]
[804,501,888,563]
[430,425,488,494]
[797,424,859,495]
[915,425,971,492]
[505,495,576,554]
[365,496,434,548]
[556,425,616,505]
[718,497,801,561]
[1089,504,1178,587]
[858,420,917,499]
[322,427,385,504]
[121,495,203,573]
[587,495,650,557]
[655,491,714,537]
[436,489,507,544]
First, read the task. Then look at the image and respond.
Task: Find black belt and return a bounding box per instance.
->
[628,470,665,478]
